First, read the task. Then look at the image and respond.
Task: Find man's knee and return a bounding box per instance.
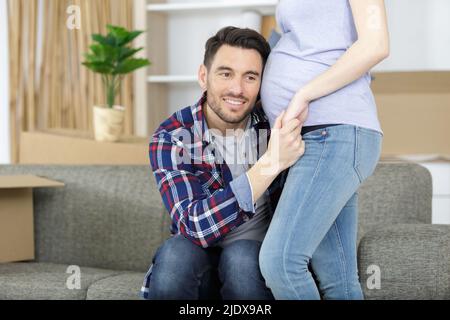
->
[154,234,208,270]
[219,240,262,279]
[219,240,273,300]
[149,235,213,299]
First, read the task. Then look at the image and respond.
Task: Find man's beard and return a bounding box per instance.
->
[206,93,253,124]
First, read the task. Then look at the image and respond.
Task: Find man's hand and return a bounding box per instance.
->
[263,110,305,175]
[246,110,305,203]
[270,110,306,173]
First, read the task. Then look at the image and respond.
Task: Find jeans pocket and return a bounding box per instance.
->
[354,127,383,183]
[302,128,328,142]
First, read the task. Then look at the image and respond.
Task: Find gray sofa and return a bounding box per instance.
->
[0,163,448,300]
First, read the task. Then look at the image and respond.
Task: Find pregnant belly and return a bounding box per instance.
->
[260,52,329,124]
[260,51,373,129]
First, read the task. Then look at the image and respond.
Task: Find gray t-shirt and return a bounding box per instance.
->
[210,121,271,248]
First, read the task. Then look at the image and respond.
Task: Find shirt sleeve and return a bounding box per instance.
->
[230,173,256,214]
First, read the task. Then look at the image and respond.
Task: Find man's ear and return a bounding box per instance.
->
[198,64,208,91]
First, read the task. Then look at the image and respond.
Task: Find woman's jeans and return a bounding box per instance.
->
[148,235,273,300]
[259,124,382,300]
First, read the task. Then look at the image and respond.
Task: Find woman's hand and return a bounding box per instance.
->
[263,111,305,175]
[282,91,310,128]
[246,111,305,201]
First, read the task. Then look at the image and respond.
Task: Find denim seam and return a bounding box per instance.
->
[332,221,350,299]
[281,133,328,299]
[354,127,363,183]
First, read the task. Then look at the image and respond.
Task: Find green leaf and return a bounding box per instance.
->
[82,61,114,74]
[120,30,144,46]
[107,24,144,46]
[107,25,128,38]
[113,58,150,75]
[83,25,150,77]
[83,53,98,63]
[103,44,120,61]
[107,25,131,46]
[92,34,116,47]
[118,47,143,62]
[85,44,105,62]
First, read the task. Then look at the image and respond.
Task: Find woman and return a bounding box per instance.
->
[259,0,390,300]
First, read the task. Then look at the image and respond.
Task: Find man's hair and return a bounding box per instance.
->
[203,26,271,70]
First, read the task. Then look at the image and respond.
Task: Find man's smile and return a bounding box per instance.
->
[222,97,247,110]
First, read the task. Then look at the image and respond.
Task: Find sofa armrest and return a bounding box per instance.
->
[358,224,450,300]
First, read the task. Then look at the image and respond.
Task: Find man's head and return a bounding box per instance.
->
[198,26,271,130]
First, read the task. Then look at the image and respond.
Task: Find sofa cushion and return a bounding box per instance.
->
[0,262,121,300]
[358,162,432,240]
[86,272,145,300]
[358,224,450,300]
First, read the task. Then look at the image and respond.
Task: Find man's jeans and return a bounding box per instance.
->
[148,234,273,300]
[259,125,382,300]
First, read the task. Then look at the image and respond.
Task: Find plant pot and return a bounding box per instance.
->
[93,105,125,142]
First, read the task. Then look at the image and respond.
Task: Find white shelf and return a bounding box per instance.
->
[147,75,198,84]
[147,0,277,15]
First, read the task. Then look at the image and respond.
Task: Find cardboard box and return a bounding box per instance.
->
[0,175,64,263]
[372,71,450,159]
[261,15,279,40]
[19,129,150,165]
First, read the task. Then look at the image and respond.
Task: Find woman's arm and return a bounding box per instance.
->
[283,0,390,125]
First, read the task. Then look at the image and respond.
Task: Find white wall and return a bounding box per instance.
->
[0,0,11,164]
[164,0,450,114]
[167,0,265,114]
[374,0,450,72]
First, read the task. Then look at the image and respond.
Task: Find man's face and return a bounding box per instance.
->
[199,45,263,125]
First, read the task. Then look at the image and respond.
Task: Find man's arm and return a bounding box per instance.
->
[150,114,304,248]
[150,132,253,248]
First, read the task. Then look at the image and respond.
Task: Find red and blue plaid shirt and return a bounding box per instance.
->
[140,93,286,298]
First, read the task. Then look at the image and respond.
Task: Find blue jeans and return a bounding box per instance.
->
[147,235,273,300]
[259,124,382,300]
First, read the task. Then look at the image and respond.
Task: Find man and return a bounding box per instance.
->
[140,26,304,300]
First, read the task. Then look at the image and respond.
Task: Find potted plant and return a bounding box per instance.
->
[82,25,150,142]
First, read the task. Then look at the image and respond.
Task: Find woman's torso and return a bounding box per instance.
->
[261,0,382,134]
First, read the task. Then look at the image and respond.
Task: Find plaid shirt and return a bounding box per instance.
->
[140,93,286,299]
